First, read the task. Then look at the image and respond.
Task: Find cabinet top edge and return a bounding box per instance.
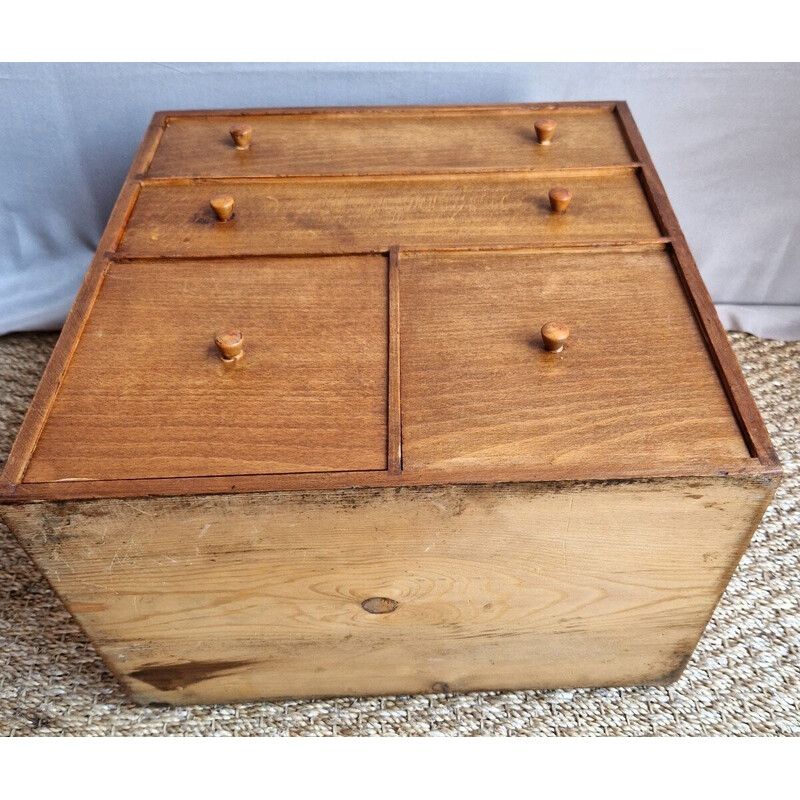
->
[151,101,624,121]
[0,459,782,505]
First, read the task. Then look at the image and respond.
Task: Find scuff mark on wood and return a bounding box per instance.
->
[130,659,253,691]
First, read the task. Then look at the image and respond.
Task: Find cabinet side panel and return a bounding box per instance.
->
[2,476,776,704]
[614,102,779,470]
[0,113,166,488]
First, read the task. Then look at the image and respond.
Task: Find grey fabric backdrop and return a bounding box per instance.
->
[1,63,799,338]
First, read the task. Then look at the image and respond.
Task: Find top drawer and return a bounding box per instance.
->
[146,107,636,178]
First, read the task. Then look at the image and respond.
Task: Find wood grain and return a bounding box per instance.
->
[388,246,402,473]
[23,256,389,482]
[614,102,780,471]
[3,456,769,503]
[147,108,635,178]
[117,171,661,257]
[400,248,749,474]
[0,102,781,706]
[160,102,619,117]
[0,116,166,486]
[1,476,776,704]
[2,103,777,501]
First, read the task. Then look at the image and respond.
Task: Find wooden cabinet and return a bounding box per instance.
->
[0,103,779,705]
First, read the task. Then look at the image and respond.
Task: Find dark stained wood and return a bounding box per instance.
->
[0,456,772,503]
[161,102,620,116]
[209,194,234,222]
[400,248,750,475]
[548,187,572,213]
[229,123,252,150]
[613,102,780,470]
[214,329,244,363]
[534,118,557,145]
[118,170,660,257]
[0,114,167,486]
[23,256,389,482]
[0,103,777,504]
[148,107,635,178]
[388,246,402,474]
[541,322,570,352]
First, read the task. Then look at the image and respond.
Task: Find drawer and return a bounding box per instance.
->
[399,248,749,475]
[23,256,389,482]
[118,171,661,257]
[147,107,636,178]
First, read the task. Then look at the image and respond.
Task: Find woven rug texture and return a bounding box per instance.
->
[0,331,797,736]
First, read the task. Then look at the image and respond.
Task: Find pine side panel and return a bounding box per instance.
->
[1,475,777,705]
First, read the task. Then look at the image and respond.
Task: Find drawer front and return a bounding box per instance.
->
[147,108,636,178]
[24,256,388,482]
[400,248,749,475]
[118,171,661,257]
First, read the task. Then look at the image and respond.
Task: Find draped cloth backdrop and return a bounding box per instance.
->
[1,63,798,338]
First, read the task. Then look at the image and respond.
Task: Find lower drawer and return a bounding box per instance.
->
[1,475,776,704]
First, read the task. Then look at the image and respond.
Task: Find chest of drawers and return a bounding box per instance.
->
[0,103,779,704]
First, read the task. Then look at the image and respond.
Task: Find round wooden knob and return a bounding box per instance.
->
[549,188,572,213]
[210,195,235,222]
[534,118,557,145]
[215,330,244,362]
[230,123,253,150]
[541,322,569,353]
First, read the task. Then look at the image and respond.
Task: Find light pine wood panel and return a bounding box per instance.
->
[1,476,776,704]
[400,249,749,474]
[117,171,661,257]
[147,108,635,178]
[23,257,388,482]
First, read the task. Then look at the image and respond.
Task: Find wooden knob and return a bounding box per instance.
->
[541,322,569,353]
[534,118,557,145]
[549,188,572,213]
[230,123,252,150]
[210,195,234,222]
[215,330,244,362]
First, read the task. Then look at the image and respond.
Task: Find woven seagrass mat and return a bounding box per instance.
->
[0,331,798,736]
